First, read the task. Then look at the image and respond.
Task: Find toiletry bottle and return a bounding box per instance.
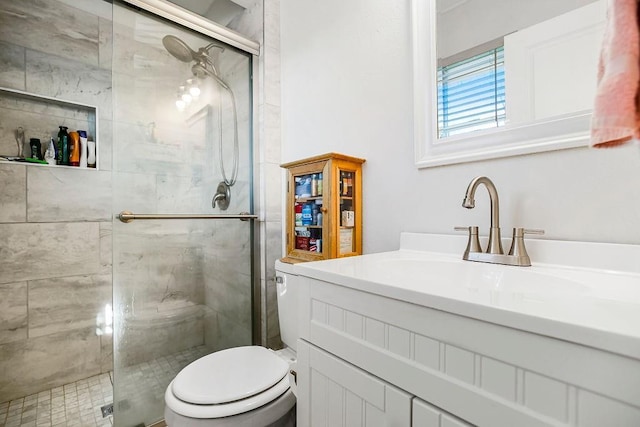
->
[57,126,69,165]
[301,203,312,226]
[295,203,303,226]
[68,131,80,166]
[87,139,96,168]
[78,131,88,168]
[311,204,319,225]
[311,174,318,197]
[317,173,323,196]
[44,138,57,165]
[29,138,42,160]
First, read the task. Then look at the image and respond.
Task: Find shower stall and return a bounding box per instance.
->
[0,0,260,426]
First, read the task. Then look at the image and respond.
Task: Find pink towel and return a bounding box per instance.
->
[590,0,640,148]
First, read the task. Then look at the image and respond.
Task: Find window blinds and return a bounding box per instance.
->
[437,46,505,138]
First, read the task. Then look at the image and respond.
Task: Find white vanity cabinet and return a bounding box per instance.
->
[296,274,640,427]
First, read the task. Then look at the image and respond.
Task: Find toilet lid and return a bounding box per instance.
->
[172,346,289,405]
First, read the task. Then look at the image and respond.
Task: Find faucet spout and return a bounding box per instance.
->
[462,176,503,254]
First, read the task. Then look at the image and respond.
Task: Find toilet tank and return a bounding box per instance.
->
[274,260,299,351]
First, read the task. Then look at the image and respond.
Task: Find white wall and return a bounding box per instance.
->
[281,0,640,255]
[437,0,598,59]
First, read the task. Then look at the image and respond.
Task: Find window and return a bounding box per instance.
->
[437,47,505,138]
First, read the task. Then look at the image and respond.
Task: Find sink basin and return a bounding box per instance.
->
[373,257,589,295]
[296,233,640,358]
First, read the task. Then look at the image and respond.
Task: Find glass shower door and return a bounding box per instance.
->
[111,3,254,426]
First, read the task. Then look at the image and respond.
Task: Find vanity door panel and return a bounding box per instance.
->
[296,339,411,427]
[413,398,474,427]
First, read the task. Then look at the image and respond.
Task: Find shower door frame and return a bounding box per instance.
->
[116,0,263,346]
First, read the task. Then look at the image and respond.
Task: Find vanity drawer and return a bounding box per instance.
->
[298,276,640,427]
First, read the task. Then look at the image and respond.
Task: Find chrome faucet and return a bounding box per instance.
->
[457,176,544,267]
[462,176,503,254]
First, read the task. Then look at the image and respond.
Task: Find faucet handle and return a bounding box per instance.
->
[454,226,482,256]
[508,228,545,265]
[513,228,545,237]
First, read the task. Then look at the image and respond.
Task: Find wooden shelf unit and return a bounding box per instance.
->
[281,152,365,264]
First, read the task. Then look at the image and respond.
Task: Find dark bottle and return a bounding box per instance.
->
[57,126,70,165]
[29,138,42,160]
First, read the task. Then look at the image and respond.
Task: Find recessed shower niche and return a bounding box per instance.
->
[0,87,99,169]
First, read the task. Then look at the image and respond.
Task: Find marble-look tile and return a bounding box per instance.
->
[0,41,25,90]
[100,334,113,374]
[264,0,281,50]
[264,47,281,107]
[28,274,111,338]
[27,168,112,222]
[112,171,157,214]
[156,174,219,214]
[99,222,112,275]
[0,282,27,344]
[116,313,204,366]
[204,272,252,327]
[0,163,26,222]
[97,118,113,171]
[228,0,263,43]
[0,327,101,403]
[99,17,113,70]
[113,221,206,306]
[265,220,283,281]
[264,162,282,221]
[25,49,112,121]
[263,104,282,164]
[0,0,100,67]
[0,222,99,284]
[207,311,252,352]
[112,119,206,177]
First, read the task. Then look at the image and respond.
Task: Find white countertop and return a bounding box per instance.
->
[290,233,640,359]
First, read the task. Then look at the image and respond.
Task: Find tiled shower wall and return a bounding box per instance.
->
[0,0,280,404]
[0,0,114,403]
[229,0,284,349]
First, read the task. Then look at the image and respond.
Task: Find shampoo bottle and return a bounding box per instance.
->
[68,131,80,166]
[57,126,69,165]
[78,130,88,168]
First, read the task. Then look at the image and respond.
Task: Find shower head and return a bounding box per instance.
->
[163,35,227,64]
[162,35,197,63]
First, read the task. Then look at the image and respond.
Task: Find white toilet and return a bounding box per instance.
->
[164,261,299,426]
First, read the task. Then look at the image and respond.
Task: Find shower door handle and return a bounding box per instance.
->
[118,211,257,223]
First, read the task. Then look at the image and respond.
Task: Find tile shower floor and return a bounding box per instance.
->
[0,346,210,427]
[0,373,113,427]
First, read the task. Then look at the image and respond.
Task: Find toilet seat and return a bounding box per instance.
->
[166,346,292,419]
